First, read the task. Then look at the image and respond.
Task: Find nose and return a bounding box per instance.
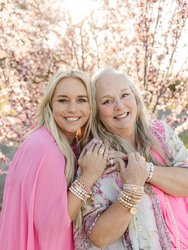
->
[114,99,124,111]
[68,102,77,113]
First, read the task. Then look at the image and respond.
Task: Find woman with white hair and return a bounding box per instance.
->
[0,69,107,250]
[75,68,188,249]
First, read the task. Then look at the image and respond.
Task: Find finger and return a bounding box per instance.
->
[98,144,106,155]
[134,152,146,165]
[104,165,117,174]
[120,154,128,161]
[141,156,146,164]
[93,141,104,154]
[103,148,109,160]
[117,158,126,175]
[127,152,136,161]
[86,141,102,153]
[108,150,128,161]
[84,138,99,150]
[135,152,140,161]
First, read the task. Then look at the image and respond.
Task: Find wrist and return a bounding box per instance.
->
[69,177,93,205]
[79,174,96,188]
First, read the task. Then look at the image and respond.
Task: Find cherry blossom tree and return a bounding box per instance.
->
[0,0,188,165]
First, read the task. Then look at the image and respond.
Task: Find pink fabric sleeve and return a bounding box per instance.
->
[33,147,74,250]
[0,127,74,250]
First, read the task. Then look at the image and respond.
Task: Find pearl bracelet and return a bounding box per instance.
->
[69,178,93,204]
[145,162,154,182]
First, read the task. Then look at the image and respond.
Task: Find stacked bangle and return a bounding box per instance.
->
[117,184,145,215]
[69,178,93,204]
[145,162,154,182]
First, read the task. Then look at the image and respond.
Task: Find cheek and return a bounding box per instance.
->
[128,98,137,113]
[98,108,111,125]
[133,101,138,114]
[52,105,63,117]
[99,106,111,117]
[83,105,90,118]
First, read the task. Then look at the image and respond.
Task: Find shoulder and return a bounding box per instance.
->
[18,127,65,161]
[150,119,165,132]
[149,119,167,141]
[151,119,177,140]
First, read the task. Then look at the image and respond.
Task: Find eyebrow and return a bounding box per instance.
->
[100,88,130,99]
[57,94,88,98]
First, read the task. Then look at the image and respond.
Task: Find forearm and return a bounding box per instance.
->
[67,191,83,221]
[149,166,188,196]
[89,201,132,248]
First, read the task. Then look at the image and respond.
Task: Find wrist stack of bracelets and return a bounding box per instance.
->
[118,184,145,215]
[69,178,93,204]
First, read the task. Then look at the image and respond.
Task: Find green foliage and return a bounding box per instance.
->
[179,131,188,148]
[0,174,6,209]
[168,80,181,93]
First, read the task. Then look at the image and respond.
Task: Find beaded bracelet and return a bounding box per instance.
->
[118,184,145,215]
[145,162,154,182]
[69,178,93,204]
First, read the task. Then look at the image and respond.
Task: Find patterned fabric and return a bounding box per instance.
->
[151,120,188,168]
[74,120,188,250]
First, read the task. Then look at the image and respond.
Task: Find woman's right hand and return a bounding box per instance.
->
[120,152,148,186]
[78,141,108,187]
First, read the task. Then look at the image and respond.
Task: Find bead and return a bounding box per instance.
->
[145,162,154,182]
[164,195,180,250]
[69,178,93,204]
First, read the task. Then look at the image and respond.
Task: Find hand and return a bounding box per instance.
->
[104,157,125,175]
[78,141,108,187]
[120,152,147,186]
[108,149,128,162]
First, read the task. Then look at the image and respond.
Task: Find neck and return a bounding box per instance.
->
[122,133,136,148]
[63,134,76,145]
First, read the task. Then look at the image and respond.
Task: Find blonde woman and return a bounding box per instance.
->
[0,70,107,250]
[75,68,188,249]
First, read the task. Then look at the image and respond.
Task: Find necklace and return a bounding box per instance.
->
[164,194,180,250]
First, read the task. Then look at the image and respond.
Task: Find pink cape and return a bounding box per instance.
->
[0,127,74,250]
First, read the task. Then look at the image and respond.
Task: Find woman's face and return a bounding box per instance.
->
[96,73,138,139]
[51,77,90,142]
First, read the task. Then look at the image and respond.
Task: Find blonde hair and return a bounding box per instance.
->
[33,70,95,187]
[92,67,168,166]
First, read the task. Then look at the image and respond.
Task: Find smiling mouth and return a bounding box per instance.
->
[65,117,80,121]
[114,112,129,119]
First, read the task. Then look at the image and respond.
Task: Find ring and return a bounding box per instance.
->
[104,154,108,160]
[107,158,116,166]
[98,149,105,155]
[141,156,146,164]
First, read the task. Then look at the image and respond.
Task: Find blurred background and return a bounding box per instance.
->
[0,0,188,207]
